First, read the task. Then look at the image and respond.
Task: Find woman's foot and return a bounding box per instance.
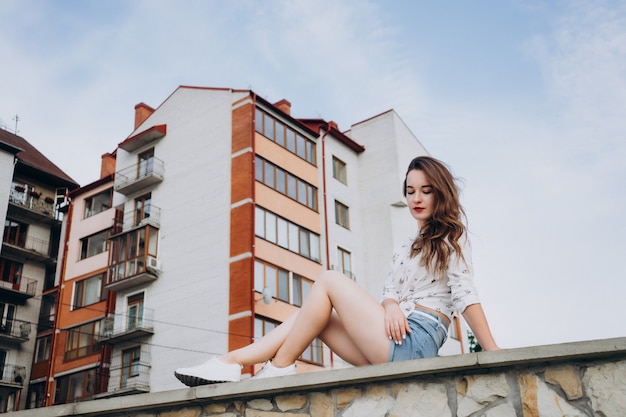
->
[252,360,297,379]
[174,357,242,386]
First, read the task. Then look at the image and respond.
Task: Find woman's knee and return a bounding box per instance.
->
[315,270,348,288]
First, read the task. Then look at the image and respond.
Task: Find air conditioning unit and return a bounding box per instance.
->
[146,256,161,273]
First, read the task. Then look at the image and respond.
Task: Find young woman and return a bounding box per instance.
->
[175,156,499,386]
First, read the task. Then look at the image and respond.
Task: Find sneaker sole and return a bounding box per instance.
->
[174,371,233,386]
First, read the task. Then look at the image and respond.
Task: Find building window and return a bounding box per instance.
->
[449,317,459,340]
[332,157,347,184]
[134,193,152,226]
[54,368,96,404]
[300,337,324,365]
[27,382,46,409]
[3,219,27,247]
[38,294,56,332]
[108,226,159,284]
[337,247,353,279]
[137,148,155,179]
[127,293,144,331]
[84,189,112,218]
[34,335,52,363]
[335,201,350,229]
[64,321,101,361]
[255,316,323,365]
[0,303,16,335]
[254,260,314,306]
[255,156,318,211]
[254,260,289,303]
[121,346,141,388]
[255,206,320,262]
[0,258,23,289]
[255,108,317,165]
[73,274,105,309]
[291,274,313,307]
[80,230,108,259]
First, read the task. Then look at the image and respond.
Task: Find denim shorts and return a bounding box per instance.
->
[388,310,449,362]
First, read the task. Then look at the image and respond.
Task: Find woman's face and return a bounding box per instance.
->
[405,169,435,227]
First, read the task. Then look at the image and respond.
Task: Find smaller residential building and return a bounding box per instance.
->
[0,128,78,412]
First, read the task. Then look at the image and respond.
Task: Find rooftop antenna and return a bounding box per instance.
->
[12,114,19,134]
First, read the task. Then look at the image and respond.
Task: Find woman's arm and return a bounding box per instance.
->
[462,303,500,351]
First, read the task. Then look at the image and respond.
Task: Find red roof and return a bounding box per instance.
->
[0,128,78,188]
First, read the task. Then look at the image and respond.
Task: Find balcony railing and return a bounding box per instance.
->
[0,319,32,344]
[100,307,155,343]
[8,186,58,220]
[2,234,52,261]
[0,364,26,387]
[114,158,164,195]
[112,206,161,234]
[106,256,159,292]
[0,276,37,303]
[108,362,151,395]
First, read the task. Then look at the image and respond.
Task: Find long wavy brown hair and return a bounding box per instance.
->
[403,156,467,276]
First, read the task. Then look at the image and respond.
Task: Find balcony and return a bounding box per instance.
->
[111,206,161,236]
[100,307,154,343]
[0,364,26,389]
[1,234,55,264]
[99,348,152,398]
[7,186,60,224]
[105,257,159,292]
[114,158,164,195]
[0,276,36,304]
[0,319,32,344]
[101,363,151,398]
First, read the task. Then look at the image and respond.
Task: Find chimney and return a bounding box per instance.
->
[134,102,155,129]
[274,99,291,116]
[100,152,116,178]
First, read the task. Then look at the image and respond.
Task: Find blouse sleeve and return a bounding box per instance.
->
[447,233,481,313]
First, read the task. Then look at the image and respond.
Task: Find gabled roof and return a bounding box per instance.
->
[0,128,79,189]
[298,118,365,153]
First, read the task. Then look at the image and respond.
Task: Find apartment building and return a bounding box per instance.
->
[0,128,78,412]
[24,85,468,409]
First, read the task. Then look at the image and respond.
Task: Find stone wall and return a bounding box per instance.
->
[12,337,626,417]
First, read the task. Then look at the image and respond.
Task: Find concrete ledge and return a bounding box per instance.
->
[11,337,626,416]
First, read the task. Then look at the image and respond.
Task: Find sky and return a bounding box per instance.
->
[1,0,625,351]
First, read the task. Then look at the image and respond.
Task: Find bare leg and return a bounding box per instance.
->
[318,311,371,366]
[221,312,299,366]
[272,270,389,367]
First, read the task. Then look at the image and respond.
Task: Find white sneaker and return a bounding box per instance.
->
[174,357,242,386]
[253,360,297,379]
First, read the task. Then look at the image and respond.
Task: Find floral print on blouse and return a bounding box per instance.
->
[381,231,481,321]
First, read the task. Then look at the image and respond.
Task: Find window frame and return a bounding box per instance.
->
[83,189,112,219]
[337,247,353,279]
[72,273,106,309]
[332,156,347,185]
[137,148,155,179]
[255,156,318,211]
[334,200,350,229]
[64,321,101,361]
[121,346,141,387]
[255,206,320,262]
[79,230,108,260]
[34,335,52,363]
[254,315,323,365]
[54,368,96,404]
[255,108,317,165]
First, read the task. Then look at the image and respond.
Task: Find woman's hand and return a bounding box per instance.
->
[382,299,410,344]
